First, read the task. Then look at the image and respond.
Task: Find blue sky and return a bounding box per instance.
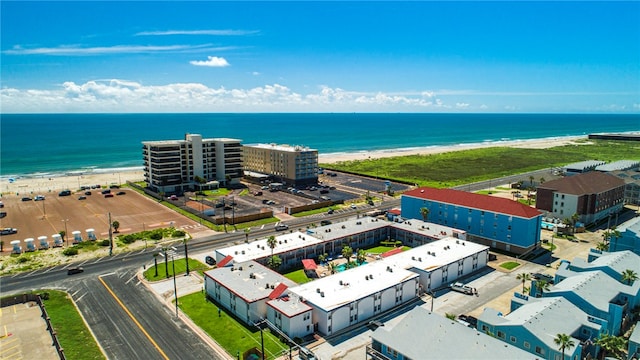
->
[1,1,639,113]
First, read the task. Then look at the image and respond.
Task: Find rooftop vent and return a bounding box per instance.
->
[418,257,422,262]
[370,274,373,279]
[432,252,436,256]
[316,288,321,293]
[321,292,325,297]
[239,266,243,271]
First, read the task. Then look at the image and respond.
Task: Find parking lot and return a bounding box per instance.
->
[0,188,209,249]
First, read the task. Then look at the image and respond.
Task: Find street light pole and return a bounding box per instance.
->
[62,219,69,247]
[172,253,178,318]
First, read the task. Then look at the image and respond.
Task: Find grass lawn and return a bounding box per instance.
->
[284,269,313,284]
[179,292,289,359]
[365,245,411,254]
[143,258,208,281]
[292,207,333,217]
[500,261,521,270]
[41,290,105,360]
[322,140,639,188]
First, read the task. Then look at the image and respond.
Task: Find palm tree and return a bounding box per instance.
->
[554,333,575,360]
[539,177,545,184]
[267,255,282,270]
[595,333,628,360]
[318,253,327,265]
[244,228,251,243]
[267,235,277,256]
[328,261,337,274]
[516,272,531,294]
[112,220,120,233]
[356,249,366,265]
[596,242,609,251]
[183,237,190,275]
[420,207,430,222]
[535,279,550,296]
[529,175,535,187]
[0,240,4,253]
[621,269,638,285]
[153,252,159,277]
[342,245,353,268]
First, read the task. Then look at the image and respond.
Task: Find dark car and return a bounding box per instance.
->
[109,185,120,189]
[78,196,87,200]
[84,191,92,195]
[327,209,334,214]
[104,193,114,198]
[58,190,71,196]
[531,273,554,284]
[101,189,111,195]
[0,228,18,235]
[0,212,6,218]
[21,197,33,201]
[320,220,332,226]
[67,266,84,275]
[205,256,216,266]
[116,191,126,195]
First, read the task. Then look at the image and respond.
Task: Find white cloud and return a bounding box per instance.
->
[456,102,470,109]
[190,56,230,67]
[252,72,261,76]
[136,29,259,36]
[3,44,229,56]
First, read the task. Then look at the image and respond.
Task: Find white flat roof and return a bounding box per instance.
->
[220,231,324,262]
[244,143,317,152]
[268,295,313,317]
[290,260,419,311]
[383,237,488,272]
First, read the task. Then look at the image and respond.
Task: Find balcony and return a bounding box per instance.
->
[365,345,391,360]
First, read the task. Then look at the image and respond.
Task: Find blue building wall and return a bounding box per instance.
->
[610,222,640,256]
[401,196,541,254]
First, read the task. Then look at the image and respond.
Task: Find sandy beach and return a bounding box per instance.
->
[318,135,589,164]
[1,136,588,196]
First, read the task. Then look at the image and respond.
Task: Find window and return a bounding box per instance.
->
[535,346,545,356]
[510,336,516,343]
[524,341,530,349]
[481,325,488,332]
[497,331,505,339]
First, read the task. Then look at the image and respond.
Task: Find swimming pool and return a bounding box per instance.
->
[336,261,368,272]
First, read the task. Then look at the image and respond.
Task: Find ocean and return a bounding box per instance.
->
[1,113,638,178]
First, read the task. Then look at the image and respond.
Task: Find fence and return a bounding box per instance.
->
[0,293,66,360]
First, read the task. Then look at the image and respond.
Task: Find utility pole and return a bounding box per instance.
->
[108,212,113,256]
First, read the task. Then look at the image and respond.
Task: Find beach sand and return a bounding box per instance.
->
[1,136,588,196]
[318,136,589,164]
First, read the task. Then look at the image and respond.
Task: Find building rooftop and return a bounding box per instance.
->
[289,259,420,312]
[382,237,488,276]
[548,270,630,313]
[204,260,297,303]
[563,160,606,171]
[244,143,317,152]
[267,295,313,318]
[595,160,640,172]
[403,187,542,219]
[374,306,539,360]
[537,171,625,195]
[481,297,599,350]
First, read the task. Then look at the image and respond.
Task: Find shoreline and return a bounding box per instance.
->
[0,135,593,195]
[318,135,590,164]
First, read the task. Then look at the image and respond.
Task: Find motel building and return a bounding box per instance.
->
[213,217,468,272]
[205,231,489,338]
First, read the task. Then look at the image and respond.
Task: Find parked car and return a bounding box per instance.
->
[58,190,71,196]
[0,228,18,235]
[85,191,92,195]
[350,204,357,209]
[169,195,178,200]
[109,184,120,189]
[34,195,45,201]
[320,220,332,226]
[0,201,5,208]
[116,191,126,195]
[101,189,111,195]
[22,197,33,201]
[67,266,84,275]
[78,196,87,200]
[104,194,114,198]
[0,212,6,218]
[275,223,289,231]
[327,209,334,214]
[450,282,474,295]
[205,256,216,266]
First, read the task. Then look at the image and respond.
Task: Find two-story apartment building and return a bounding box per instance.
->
[142,134,242,193]
[401,187,542,255]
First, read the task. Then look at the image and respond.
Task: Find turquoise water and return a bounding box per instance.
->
[1,113,638,177]
[336,261,368,272]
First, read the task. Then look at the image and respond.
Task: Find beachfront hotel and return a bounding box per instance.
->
[142,134,243,194]
[401,187,543,255]
[242,143,318,186]
[204,217,488,338]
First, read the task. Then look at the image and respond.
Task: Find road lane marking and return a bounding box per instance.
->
[98,276,170,360]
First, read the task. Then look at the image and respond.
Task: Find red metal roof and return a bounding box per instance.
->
[388,208,401,215]
[403,187,542,219]
[301,259,317,270]
[268,283,288,300]
[216,255,234,267]
[382,247,403,258]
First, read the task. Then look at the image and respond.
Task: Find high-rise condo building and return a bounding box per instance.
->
[242,143,318,186]
[142,134,242,194]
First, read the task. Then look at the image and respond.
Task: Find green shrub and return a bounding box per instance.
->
[172,230,186,237]
[63,247,78,256]
[99,239,110,247]
[150,232,163,241]
[121,234,136,244]
[17,256,29,263]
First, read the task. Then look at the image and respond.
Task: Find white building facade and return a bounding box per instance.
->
[243,143,318,186]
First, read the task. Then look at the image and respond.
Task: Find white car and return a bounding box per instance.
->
[34,195,45,201]
[450,282,474,295]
